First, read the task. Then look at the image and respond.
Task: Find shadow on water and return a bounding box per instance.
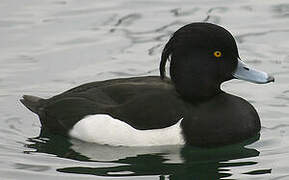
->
[25,130,266,179]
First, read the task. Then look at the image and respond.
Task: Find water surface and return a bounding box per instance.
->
[1,0,289,179]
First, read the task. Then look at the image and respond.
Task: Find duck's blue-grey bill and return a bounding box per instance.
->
[232,59,274,84]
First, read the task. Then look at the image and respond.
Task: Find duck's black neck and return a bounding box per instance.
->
[173,79,222,102]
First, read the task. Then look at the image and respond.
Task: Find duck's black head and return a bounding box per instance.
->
[160,22,274,101]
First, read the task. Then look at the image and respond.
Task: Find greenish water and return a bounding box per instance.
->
[1,0,289,179]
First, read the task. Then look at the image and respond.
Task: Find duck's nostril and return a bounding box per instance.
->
[243,67,249,71]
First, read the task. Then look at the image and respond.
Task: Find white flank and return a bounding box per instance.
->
[69,114,185,146]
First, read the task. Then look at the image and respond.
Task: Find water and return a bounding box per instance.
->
[0,0,289,179]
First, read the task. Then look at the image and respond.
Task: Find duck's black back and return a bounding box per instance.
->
[37,76,186,134]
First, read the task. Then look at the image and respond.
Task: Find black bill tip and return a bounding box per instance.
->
[267,75,275,83]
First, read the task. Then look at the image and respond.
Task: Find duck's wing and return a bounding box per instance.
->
[23,76,186,134]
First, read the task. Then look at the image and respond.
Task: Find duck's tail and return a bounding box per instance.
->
[20,95,45,114]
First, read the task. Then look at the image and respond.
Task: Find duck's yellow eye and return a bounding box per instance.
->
[214,51,222,58]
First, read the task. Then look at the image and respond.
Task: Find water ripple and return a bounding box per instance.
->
[272,4,289,18]
[236,29,289,43]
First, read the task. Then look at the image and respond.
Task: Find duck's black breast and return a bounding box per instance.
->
[181,92,261,147]
[40,76,186,133]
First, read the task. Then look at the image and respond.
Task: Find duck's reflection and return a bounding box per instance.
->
[25,130,261,179]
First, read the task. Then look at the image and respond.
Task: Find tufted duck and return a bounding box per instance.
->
[21,22,274,147]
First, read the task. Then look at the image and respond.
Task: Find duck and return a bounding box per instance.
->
[20,22,274,147]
